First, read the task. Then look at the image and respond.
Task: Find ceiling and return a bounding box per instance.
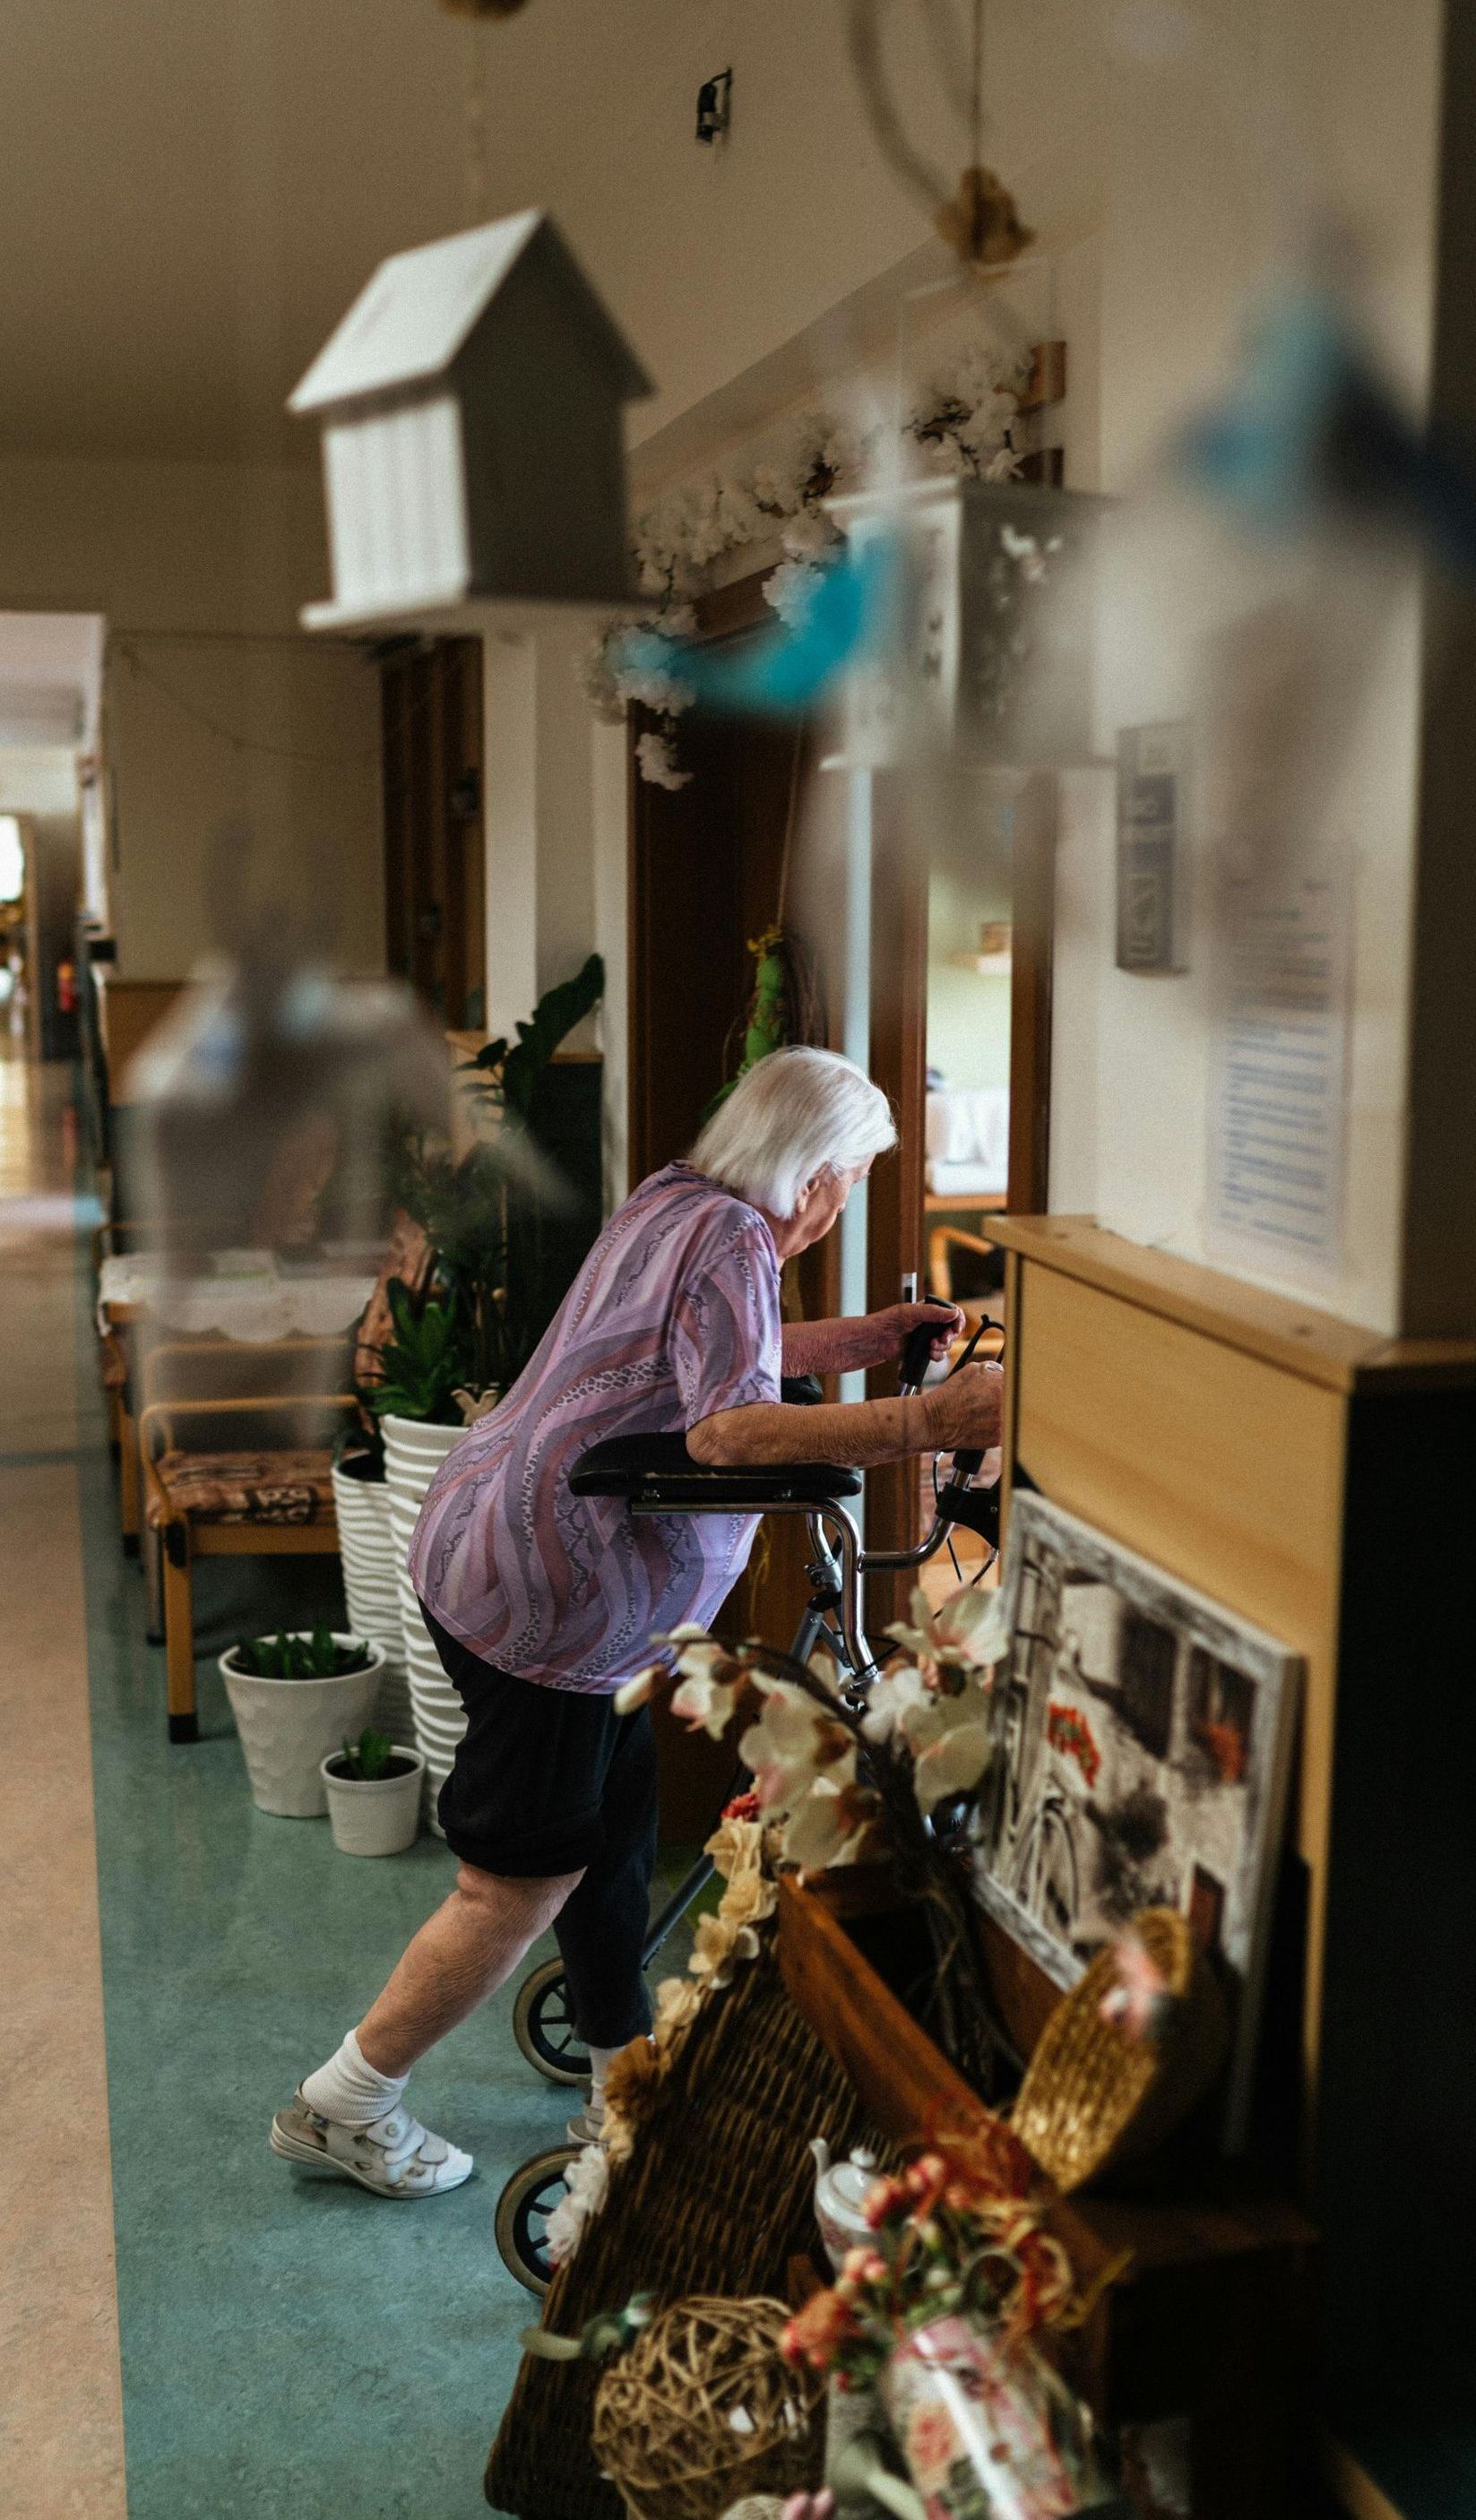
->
[0,0,1105,470]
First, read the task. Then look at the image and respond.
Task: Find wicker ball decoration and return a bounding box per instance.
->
[1010,1907,1230,2194]
[591,2297,824,2520]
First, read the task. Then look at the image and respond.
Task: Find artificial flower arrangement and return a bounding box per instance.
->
[545,1797,779,2269]
[586,341,1029,787]
[618,1583,1009,2086]
[783,2130,1124,2520]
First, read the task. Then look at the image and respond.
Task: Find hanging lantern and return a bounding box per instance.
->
[825,478,1108,771]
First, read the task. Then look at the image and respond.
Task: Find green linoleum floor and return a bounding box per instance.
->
[73,1230,700,2516]
[81,1487,568,2520]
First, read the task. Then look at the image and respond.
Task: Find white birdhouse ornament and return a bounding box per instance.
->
[290,211,652,630]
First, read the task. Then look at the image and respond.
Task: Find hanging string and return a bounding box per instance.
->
[111,641,380,770]
[463,26,491,224]
[846,1,954,215]
[775,726,806,930]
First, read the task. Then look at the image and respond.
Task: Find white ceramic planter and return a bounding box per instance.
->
[382,1415,476,1831]
[220,1636,384,1819]
[321,1744,426,1856]
[331,1456,413,1745]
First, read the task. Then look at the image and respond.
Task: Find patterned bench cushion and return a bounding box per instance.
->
[99,1328,129,1394]
[147,1449,337,1531]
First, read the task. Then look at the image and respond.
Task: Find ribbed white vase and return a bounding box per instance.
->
[382,1414,475,1833]
[331,1457,413,1747]
[220,1638,385,1819]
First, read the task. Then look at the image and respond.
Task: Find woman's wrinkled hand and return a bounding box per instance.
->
[885,1297,965,1359]
[920,1359,1004,1451]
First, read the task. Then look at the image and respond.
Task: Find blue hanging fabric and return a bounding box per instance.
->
[612,534,896,719]
[1177,279,1476,583]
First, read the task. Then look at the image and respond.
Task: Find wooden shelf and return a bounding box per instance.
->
[777,1873,1316,2510]
[985,1213,1476,1392]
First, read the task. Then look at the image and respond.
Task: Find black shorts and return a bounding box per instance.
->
[421,1604,656,1879]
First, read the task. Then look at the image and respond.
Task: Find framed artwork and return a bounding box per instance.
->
[977,1493,1301,2145]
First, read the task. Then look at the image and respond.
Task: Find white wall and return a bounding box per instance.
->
[0,453,382,980]
[1043,0,1446,1333]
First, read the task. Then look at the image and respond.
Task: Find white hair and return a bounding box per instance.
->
[688,1047,896,1219]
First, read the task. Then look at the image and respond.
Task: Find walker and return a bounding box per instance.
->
[494,1322,1001,2290]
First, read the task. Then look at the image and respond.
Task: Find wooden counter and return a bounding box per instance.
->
[981,1214,1476,2520]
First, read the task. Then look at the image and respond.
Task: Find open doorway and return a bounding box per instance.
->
[626,580,1057,1650]
[0,612,106,1067]
[860,771,1055,1617]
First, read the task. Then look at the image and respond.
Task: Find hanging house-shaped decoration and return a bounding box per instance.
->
[289,211,652,631]
[825,477,1107,771]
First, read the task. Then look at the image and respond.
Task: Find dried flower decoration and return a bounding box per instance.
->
[933,163,1034,272]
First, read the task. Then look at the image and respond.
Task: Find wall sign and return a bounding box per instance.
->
[1205,852,1353,1287]
[1116,721,1189,973]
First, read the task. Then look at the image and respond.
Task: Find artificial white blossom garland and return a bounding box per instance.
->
[584,339,1031,783]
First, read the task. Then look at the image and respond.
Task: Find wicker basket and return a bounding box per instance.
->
[486,1929,886,2520]
[1009,1908,1229,2194]
[591,2296,823,2520]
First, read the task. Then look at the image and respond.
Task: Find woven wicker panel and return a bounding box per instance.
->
[486,1931,885,2520]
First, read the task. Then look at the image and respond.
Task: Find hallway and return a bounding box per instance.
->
[0,1064,567,2518]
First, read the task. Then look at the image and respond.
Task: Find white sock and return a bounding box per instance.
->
[301,2029,409,2129]
[587,2042,621,2118]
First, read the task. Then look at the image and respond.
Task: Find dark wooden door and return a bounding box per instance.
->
[381,637,485,1026]
[626,603,839,1836]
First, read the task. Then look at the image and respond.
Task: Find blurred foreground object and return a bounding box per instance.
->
[124,948,450,1273]
[827,479,1106,769]
[1178,271,1476,582]
[290,212,652,630]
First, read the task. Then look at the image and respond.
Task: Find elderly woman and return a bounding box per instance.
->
[272,1048,1001,2198]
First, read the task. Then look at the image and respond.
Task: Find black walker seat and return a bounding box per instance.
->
[567,1431,862,1512]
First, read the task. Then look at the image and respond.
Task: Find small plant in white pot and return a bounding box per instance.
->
[220,1626,384,1819]
[322,1727,425,1857]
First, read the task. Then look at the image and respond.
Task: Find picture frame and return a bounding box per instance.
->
[976,1492,1301,2146]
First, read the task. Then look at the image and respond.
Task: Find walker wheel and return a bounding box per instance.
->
[512,1957,591,2085]
[494,2145,580,2294]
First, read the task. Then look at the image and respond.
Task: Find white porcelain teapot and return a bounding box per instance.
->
[809,2138,878,2270]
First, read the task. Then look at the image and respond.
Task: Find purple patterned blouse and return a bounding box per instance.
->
[408,1163,782,1691]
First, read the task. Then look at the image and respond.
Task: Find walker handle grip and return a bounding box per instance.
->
[899,1324,938,1392]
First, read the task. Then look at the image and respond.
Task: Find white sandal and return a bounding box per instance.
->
[270,2090,473,2198]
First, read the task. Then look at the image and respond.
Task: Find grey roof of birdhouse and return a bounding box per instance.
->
[289,209,652,417]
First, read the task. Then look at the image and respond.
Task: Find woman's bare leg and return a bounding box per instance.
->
[355,1861,583,2078]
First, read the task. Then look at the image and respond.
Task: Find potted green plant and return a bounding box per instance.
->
[220,1625,384,1818]
[370,1280,486,1827]
[320,1726,426,1857]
